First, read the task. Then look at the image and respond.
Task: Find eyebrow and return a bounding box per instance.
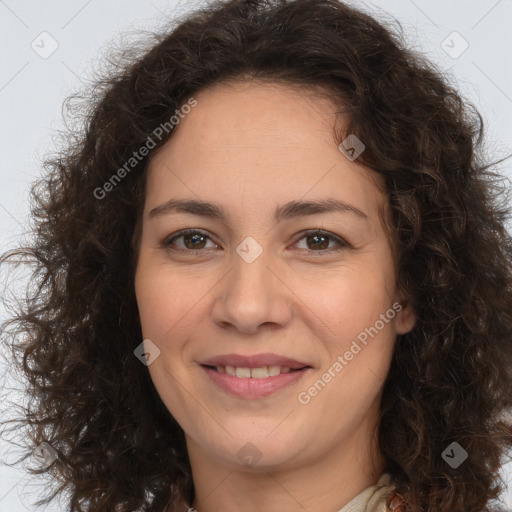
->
[148,198,368,222]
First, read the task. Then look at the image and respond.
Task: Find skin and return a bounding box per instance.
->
[134,80,416,512]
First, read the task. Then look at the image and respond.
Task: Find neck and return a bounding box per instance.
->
[184,424,385,512]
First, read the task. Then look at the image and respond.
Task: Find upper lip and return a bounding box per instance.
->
[200,353,311,369]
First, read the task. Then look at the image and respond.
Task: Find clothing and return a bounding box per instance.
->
[337,473,399,512]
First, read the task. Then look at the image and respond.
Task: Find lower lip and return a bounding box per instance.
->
[201,365,310,399]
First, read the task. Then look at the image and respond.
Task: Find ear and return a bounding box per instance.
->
[393,292,416,335]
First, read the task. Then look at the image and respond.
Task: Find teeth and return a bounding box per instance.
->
[215,365,298,378]
[268,365,281,376]
[235,367,251,378]
[251,367,269,379]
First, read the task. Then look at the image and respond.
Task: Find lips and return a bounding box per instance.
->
[199,353,312,398]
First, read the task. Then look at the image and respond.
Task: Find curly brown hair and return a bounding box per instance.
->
[1,0,512,511]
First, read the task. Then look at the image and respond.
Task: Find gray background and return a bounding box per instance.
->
[1,0,511,510]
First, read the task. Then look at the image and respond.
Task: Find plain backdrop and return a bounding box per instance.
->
[1,0,511,510]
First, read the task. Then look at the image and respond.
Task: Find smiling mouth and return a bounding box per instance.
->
[202,364,309,378]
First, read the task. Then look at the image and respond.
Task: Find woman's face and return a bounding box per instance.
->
[134,81,416,473]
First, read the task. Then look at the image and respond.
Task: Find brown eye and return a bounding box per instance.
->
[182,232,208,250]
[295,230,349,252]
[163,229,217,251]
[305,233,330,250]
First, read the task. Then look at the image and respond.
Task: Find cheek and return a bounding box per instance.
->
[135,260,207,342]
[297,269,398,412]
[135,270,171,340]
[295,262,396,345]
[134,263,202,416]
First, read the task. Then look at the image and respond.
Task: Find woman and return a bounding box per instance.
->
[1,0,512,511]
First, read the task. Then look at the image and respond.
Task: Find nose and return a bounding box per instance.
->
[210,246,293,334]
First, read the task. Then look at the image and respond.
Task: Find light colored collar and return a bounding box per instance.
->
[337,473,397,512]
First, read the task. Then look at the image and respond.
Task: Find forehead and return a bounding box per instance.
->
[146,80,388,224]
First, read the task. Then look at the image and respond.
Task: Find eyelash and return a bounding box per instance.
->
[162,228,350,254]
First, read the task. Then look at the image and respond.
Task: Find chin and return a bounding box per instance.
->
[193,422,310,470]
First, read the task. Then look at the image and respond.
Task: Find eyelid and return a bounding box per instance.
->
[162,227,351,252]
